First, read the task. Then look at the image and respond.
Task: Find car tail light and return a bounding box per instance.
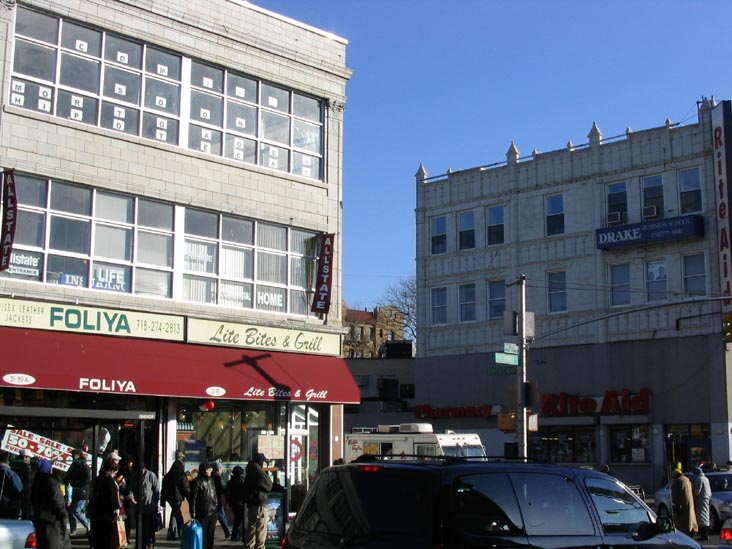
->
[720,526,732,543]
[358,465,382,472]
[25,532,36,548]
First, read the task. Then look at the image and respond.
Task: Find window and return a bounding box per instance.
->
[487,205,504,245]
[585,478,650,534]
[642,175,663,219]
[528,427,596,463]
[607,182,627,224]
[431,216,446,255]
[683,254,706,297]
[431,287,447,325]
[547,271,566,313]
[458,211,475,250]
[452,473,523,537]
[10,6,324,180]
[512,473,594,535]
[546,194,564,236]
[609,425,650,463]
[488,280,505,319]
[1,173,319,314]
[459,283,476,322]
[610,264,630,306]
[646,259,668,302]
[680,168,702,214]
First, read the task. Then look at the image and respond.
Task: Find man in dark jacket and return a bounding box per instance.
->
[210,463,231,538]
[243,453,272,549]
[89,451,123,549]
[0,451,24,519]
[188,463,217,549]
[65,448,90,536]
[225,466,246,541]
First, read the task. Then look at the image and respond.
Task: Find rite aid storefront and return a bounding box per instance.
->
[0,296,359,516]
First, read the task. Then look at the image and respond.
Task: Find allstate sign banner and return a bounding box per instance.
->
[595,215,704,250]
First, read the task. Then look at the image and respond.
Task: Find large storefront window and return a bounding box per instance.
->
[529,427,596,463]
[1,174,320,317]
[609,425,650,463]
[666,424,711,471]
[11,6,325,180]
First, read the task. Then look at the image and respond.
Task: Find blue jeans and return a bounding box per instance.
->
[68,499,89,532]
[217,506,231,537]
[167,501,184,539]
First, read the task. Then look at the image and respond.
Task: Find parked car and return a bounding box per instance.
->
[283,456,700,549]
[0,520,35,549]
[654,471,732,533]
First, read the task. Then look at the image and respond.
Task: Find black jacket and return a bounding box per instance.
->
[225,474,246,509]
[30,472,68,549]
[162,468,189,505]
[243,461,272,507]
[189,475,217,518]
[65,459,90,500]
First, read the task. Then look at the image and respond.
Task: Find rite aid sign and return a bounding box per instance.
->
[596,215,704,250]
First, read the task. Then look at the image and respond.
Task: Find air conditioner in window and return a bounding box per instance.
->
[607,211,622,225]
[642,205,658,219]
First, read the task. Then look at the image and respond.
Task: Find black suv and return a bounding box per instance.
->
[283,457,700,549]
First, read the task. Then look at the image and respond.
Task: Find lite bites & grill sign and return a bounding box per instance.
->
[311,233,335,314]
[0,169,17,271]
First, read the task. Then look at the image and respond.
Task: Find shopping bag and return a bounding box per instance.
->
[181,519,202,549]
[112,519,128,548]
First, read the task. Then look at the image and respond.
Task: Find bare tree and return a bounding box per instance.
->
[380,274,417,342]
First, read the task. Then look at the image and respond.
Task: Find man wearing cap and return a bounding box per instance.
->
[30,459,68,549]
[0,451,23,519]
[243,453,272,549]
[188,463,217,549]
[89,451,123,549]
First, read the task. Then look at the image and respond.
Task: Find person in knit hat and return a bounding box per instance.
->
[671,466,698,537]
[30,460,68,549]
[243,453,272,549]
[692,466,711,540]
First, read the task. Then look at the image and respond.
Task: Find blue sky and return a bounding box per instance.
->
[251,0,732,309]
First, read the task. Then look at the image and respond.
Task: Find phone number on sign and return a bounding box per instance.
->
[135,319,182,334]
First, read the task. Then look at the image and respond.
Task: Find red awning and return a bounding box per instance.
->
[0,327,360,404]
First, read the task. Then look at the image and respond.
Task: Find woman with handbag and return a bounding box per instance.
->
[89,452,126,549]
[30,459,69,549]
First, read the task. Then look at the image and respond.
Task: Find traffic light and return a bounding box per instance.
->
[723,313,732,343]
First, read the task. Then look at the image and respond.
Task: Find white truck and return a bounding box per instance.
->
[344,423,486,462]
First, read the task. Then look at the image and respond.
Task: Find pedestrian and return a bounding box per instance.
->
[211,463,231,538]
[89,451,123,549]
[117,455,137,540]
[671,467,698,537]
[0,451,24,519]
[130,462,160,549]
[225,466,246,541]
[243,453,272,549]
[161,460,189,540]
[600,464,612,476]
[30,459,68,549]
[65,448,90,536]
[188,463,217,549]
[726,460,732,471]
[692,466,711,541]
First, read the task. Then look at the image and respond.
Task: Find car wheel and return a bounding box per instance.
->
[710,508,720,534]
[657,504,670,520]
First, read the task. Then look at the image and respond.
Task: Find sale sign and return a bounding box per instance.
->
[1,427,79,471]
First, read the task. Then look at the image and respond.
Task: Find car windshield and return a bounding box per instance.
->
[710,474,732,492]
[442,444,485,458]
[293,467,437,541]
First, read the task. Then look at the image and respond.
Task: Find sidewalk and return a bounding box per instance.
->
[70,525,238,549]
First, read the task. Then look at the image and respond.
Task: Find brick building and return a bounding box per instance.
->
[341,302,406,358]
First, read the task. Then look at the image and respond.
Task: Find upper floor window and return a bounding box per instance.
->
[459,283,476,322]
[487,205,504,245]
[607,182,627,225]
[545,194,564,236]
[488,280,505,319]
[646,259,668,302]
[431,287,447,325]
[10,6,324,180]
[3,172,319,316]
[610,264,630,307]
[458,210,475,250]
[431,216,446,255]
[642,175,663,220]
[679,168,702,214]
[547,271,566,313]
[683,253,706,297]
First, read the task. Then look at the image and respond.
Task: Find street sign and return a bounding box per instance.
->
[495,352,519,366]
[503,342,519,355]
[487,366,517,376]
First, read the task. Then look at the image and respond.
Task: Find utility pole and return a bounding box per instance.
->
[507,274,528,458]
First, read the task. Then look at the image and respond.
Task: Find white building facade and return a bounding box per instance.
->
[0,0,355,523]
[415,98,732,494]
